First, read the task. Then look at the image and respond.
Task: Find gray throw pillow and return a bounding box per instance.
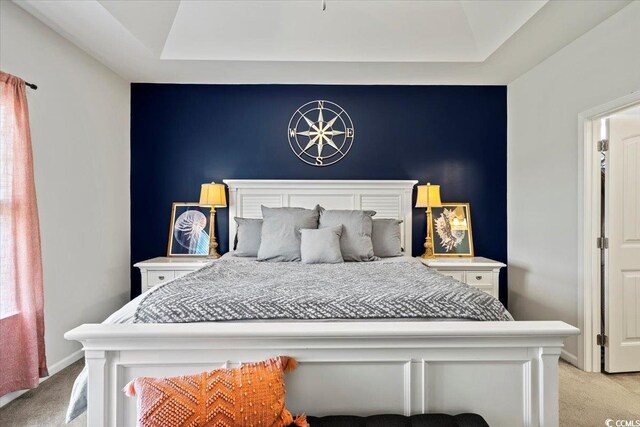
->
[300,225,344,264]
[318,208,378,262]
[257,205,320,261]
[372,219,403,257]
[234,217,262,257]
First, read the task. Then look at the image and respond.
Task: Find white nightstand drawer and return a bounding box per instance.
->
[465,271,493,286]
[147,270,174,287]
[135,257,215,294]
[438,270,465,282]
[174,270,192,279]
[418,257,505,301]
[471,283,494,293]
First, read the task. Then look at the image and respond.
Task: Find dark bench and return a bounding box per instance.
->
[294,414,489,427]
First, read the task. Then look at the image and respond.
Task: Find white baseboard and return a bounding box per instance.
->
[561,349,579,367]
[0,349,84,408]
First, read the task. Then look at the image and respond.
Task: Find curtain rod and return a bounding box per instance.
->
[25,81,37,90]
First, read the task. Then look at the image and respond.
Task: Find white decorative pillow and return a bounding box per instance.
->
[300,225,344,264]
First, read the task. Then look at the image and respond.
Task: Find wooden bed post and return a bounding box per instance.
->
[85,350,108,427]
[539,347,562,427]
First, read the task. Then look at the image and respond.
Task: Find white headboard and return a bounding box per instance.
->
[223,179,418,254]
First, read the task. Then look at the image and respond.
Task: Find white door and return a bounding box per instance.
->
[605,112,640,372]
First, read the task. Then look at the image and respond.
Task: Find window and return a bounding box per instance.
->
[0,71,48,396]
[0,86,18,318]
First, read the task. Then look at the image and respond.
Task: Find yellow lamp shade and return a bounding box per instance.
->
[415,183,442,208]
[199,183,227,207]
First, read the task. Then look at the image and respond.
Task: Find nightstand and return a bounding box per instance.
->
[134,257,213,293]
[418,257,506,299]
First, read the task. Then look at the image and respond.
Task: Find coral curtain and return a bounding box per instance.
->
[0,71,48,396]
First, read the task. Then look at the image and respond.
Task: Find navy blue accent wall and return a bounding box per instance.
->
[131,84,507,303]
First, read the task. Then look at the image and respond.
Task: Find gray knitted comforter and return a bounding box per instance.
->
[134,258,510,323]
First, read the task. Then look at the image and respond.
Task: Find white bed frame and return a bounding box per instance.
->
[65,180,579,427]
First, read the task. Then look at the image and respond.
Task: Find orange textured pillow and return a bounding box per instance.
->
[124,356,308,427]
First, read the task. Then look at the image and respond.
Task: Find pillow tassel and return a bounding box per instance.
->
[280,409,294,426]
[280,356,298,373]
[123,379,136,397]
[293,414,309,427]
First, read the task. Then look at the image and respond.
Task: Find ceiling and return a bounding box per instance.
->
[157,1,547,63]
[13,0,632,84]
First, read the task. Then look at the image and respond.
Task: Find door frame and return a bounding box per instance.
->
[578,90,640,372]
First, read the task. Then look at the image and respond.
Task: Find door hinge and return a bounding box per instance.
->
[597,333,608,346]
[597,139,609,152]
[597,237,609,249]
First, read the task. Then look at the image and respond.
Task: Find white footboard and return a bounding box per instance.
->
[65,321,578,427]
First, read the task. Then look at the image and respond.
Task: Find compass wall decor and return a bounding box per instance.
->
[288,100,355,166]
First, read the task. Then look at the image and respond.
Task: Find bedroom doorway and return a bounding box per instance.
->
[580,93,640,373]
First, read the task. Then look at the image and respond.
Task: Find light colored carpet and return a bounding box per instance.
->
[0,359,638,426]
[559,360,640,426]
[0,359,86,427]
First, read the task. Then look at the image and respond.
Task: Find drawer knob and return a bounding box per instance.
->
[475,275,482,280]
[158,275,165,280]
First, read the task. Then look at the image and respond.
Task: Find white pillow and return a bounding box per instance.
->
[300,225,344,264]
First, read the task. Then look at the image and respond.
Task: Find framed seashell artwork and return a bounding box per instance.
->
[167,202,212,257]
[430,203,474,257]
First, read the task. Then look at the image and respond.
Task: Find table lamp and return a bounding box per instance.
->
[199,182,227,258]
[415,183,442,259]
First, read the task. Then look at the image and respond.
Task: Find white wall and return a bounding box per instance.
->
[0,0,130,390]
[507,2,640,362]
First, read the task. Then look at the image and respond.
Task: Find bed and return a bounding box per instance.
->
[65,179,578,427]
